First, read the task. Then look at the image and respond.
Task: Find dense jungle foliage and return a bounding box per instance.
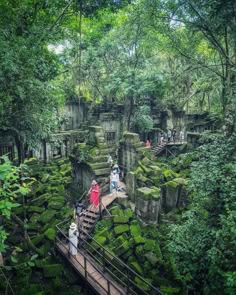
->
[0,0,236,294]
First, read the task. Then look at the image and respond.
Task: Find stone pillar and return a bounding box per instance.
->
[88,126,105,147]
[135,187,161,224]
[126,172,136,202]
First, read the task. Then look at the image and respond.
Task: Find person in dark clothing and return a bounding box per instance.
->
[74,201,86,225]
[172,128,177,143]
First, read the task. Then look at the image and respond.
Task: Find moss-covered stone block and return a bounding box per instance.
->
[43,264,63,278]
[141,157,152,166]
[130,261,144,275]
[144,252,159,266]
[44,228,56,241]
[114,224,129,235]
[162,168,178,181]
[115,240,130,256]
[113,215,129,224]
[143,239,156,251]
[95,236,107,246]
[130,222,142,237]
[133,236,145,245]
[134,166,144,176]
[136,187,153,200]
[121,249,133,260]
[123,132,140,142]
[125,208,133,218]
[134,276,152,291]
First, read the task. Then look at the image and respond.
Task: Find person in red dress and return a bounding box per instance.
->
[145,140,151,147]
[89,180,100,209]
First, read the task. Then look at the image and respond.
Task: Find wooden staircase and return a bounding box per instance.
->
[79,208,100,241]
[151,142,167,155]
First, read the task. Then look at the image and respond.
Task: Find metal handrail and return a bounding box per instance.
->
[56,219,164,295]
[80,232,163,295]
[55,225,124,295]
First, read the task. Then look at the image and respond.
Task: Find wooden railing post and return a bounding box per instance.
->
[102,248,105,272]
[126,269,130,294]
[99,194,102,219]
[107,280,111,295]
[84,256,87,279]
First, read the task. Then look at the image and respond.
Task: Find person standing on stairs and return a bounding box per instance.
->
[146,139,151,147]
[107,153,113,167]
[110,170,119,196]
[172,128,177,143]
[69,222,79,257]
[89,180,100,210]
[160,132,164,144]
[167,129,172,142]
[74,201,86,226]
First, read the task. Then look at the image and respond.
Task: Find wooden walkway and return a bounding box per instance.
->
[56,242,126,295]
[56,184,129,295]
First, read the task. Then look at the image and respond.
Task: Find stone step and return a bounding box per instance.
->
[99,148,114,155]
[89,155,108,163]
[89,162,110,170]
[94,167,111,176]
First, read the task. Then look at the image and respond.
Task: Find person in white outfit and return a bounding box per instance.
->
[110,170,119,196]
[179,130,184,143]
[69,222,78,256]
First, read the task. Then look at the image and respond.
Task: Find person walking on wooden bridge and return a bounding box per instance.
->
[88,180,100,210]
[69,222,79,257]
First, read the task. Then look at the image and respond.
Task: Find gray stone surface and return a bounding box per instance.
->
[126,172,136,202]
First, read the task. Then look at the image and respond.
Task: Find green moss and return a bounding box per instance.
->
[130,222,142,237]
[143,239,156,251]
[115,240,130,256]
[43,264,63,278]
[160,286,180,294]
[173,177,187,186]
[114,224,129,235]
[125,208,134,218]
[164,180,178,189]
[162,168,178,181]
[130,261,144,275]
[94,236,107,246]
[133,236,145,245]
[144,252,159,266]
[141,157,152,166]
[134,166,144,176]
[113,215,129,224]
[134,276,153,291]
[44,228,56,241]
[136,187,153,200]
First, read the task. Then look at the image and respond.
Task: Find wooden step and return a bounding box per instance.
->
[82,217,97,224]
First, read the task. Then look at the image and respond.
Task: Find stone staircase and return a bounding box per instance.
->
[87,126,117,194]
